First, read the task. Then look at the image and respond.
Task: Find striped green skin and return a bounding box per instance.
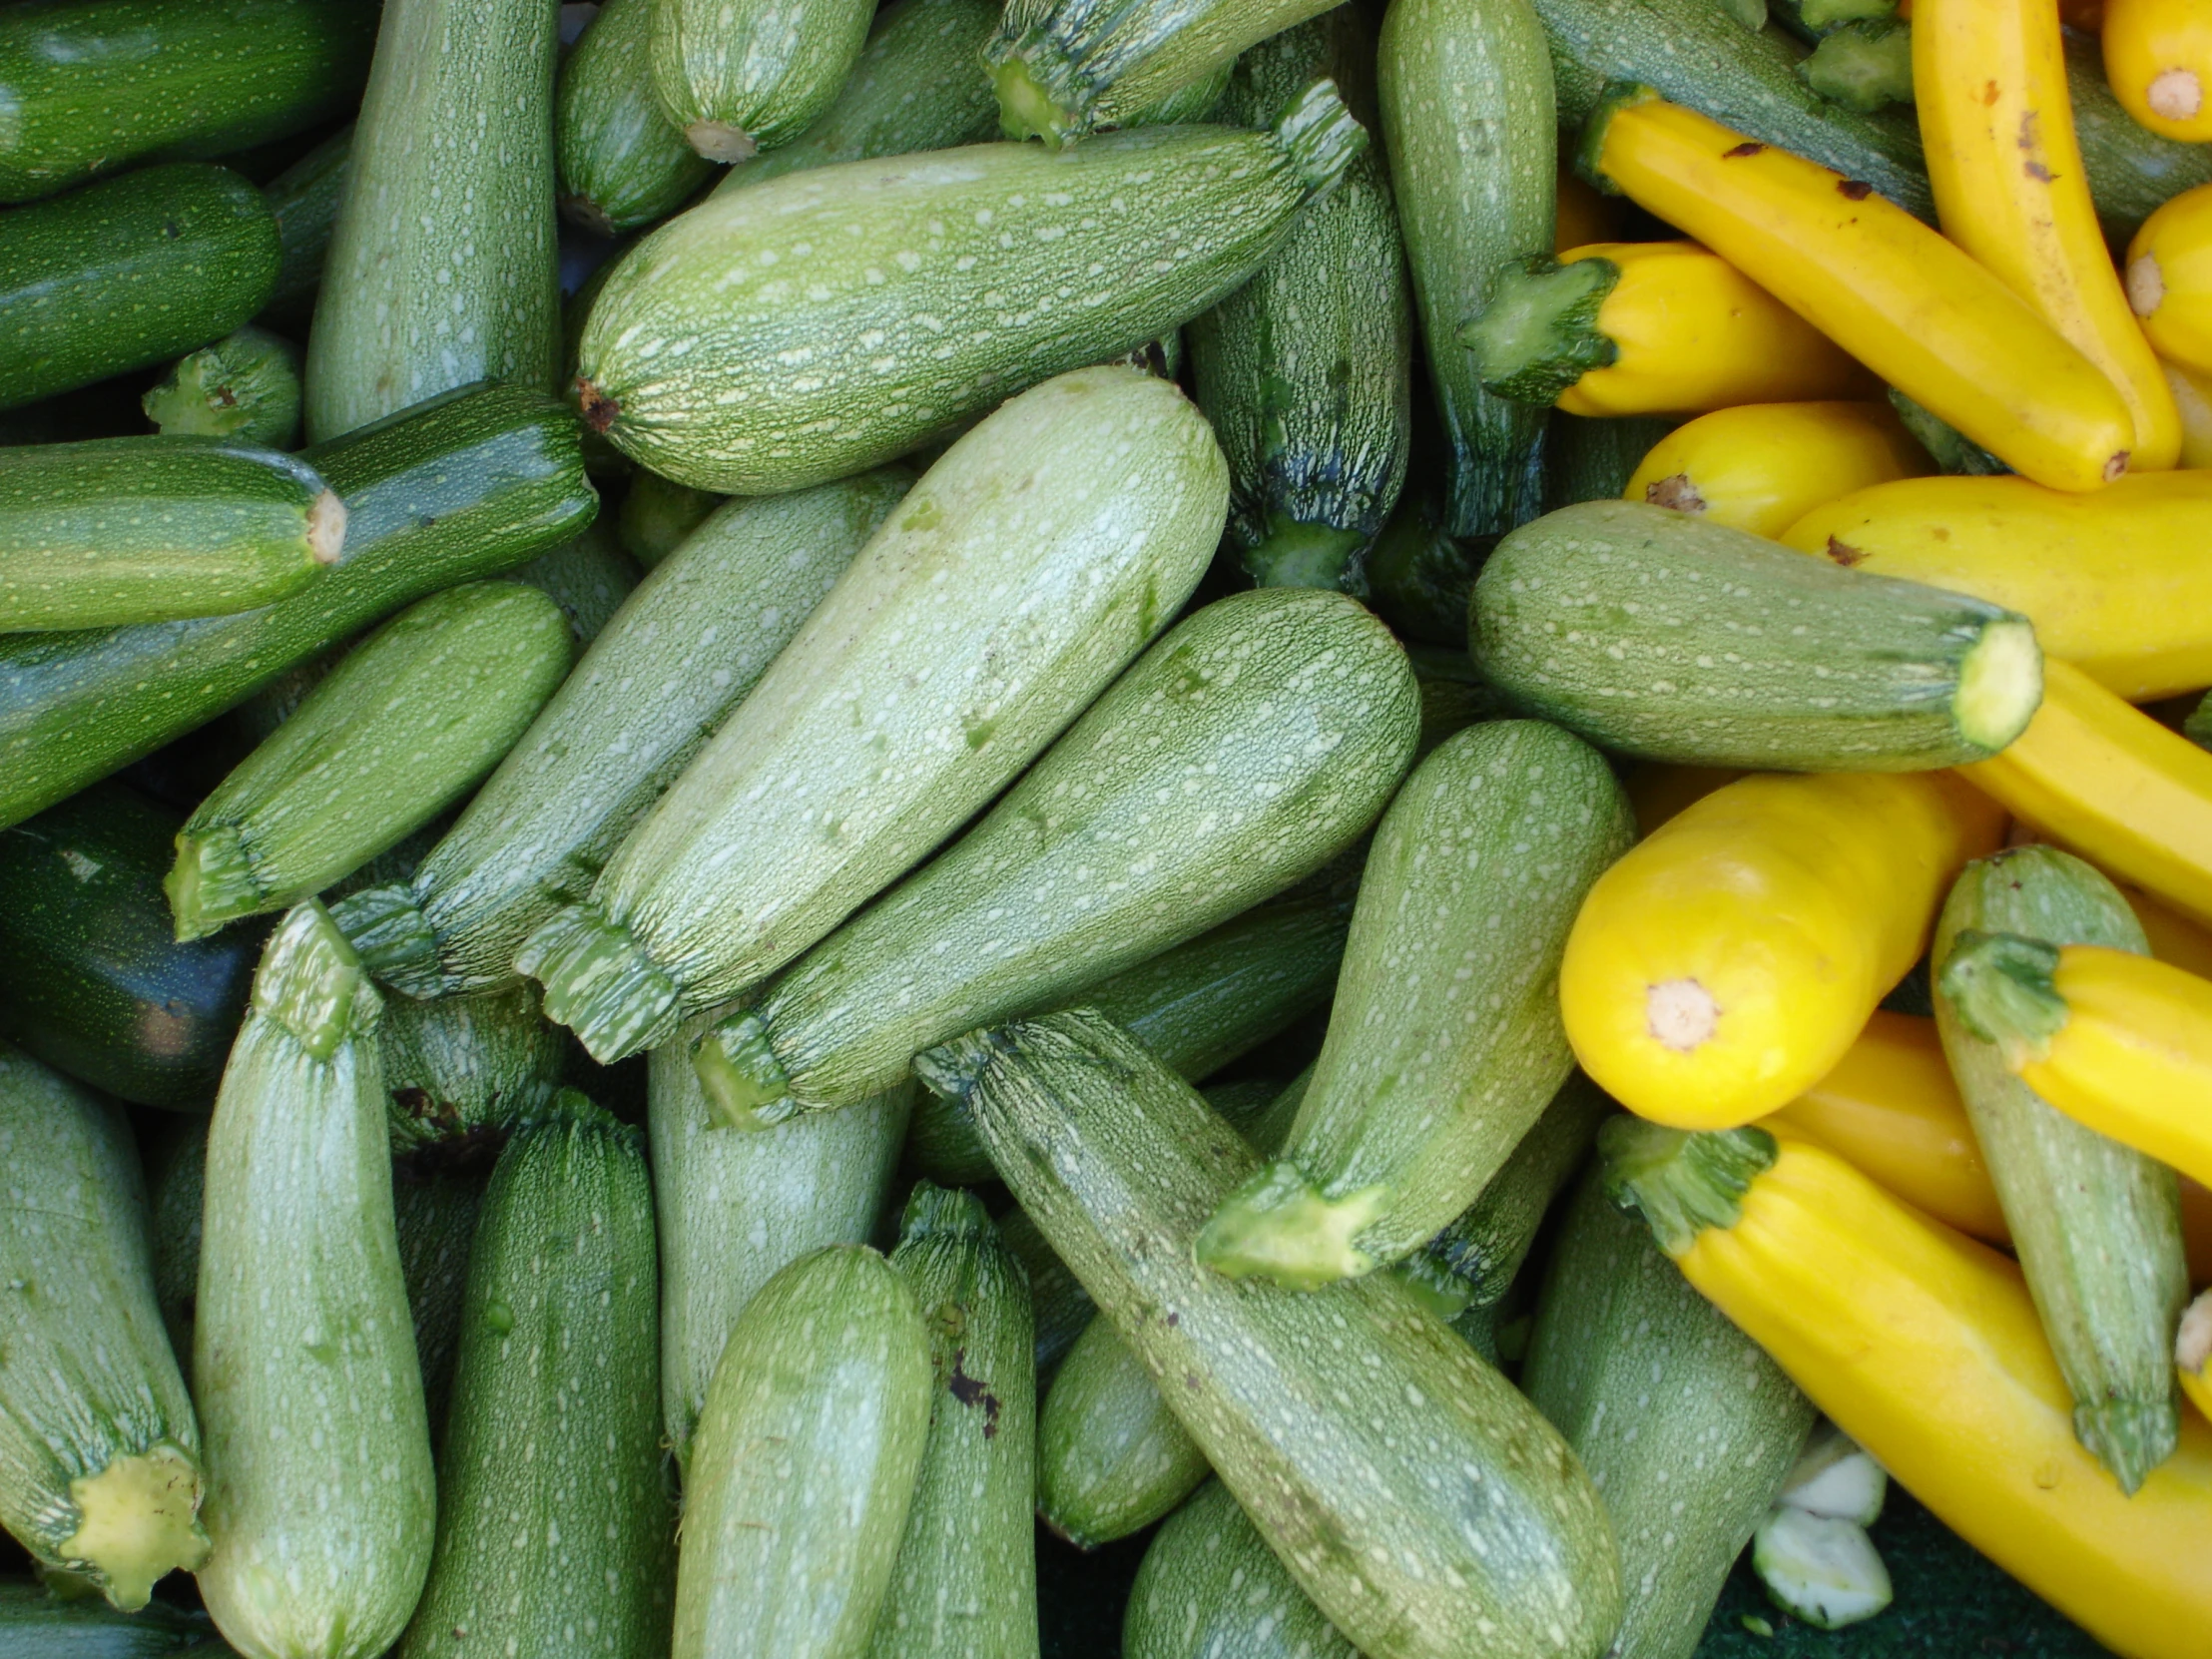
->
[997,1205,1094,1375]
[1188,14,1412,592]
[1380,0,1554,540]
[337,470,907,1001]
[376,980,566,1152]
[305,0,562,443]
[867,1187,1038,1659]
[1200,722,1633,1288]
[1933,849,2188,1494]
[1039,1313,1213,1548]
[2068,35,2212,244]
[649,1011,911,1464]
[0,384,597,834]
[168,582,574,940]
[258,124,351,317]
[521,367,1224,1062]
[195,904,434,1659]
[0,1584,226,1657]
[0,437,336,632]
[673,1246,932,1659]
[616,471,723,569]
[1124,1481,1355,1659]
[1469,499,2041,772]
[0,1043,209,1610]
[1522,1174,1816,1659]
[0,0,374,205]
[699,586,1417,1119]
[509,518,641,649]
[925,1011,1623,1659]
[650,0,875,165]
[557,0,714,236]
[0,164,279,412]
[142,328,304,449]
[395,1108,675,1659]
[574,88,1364,493]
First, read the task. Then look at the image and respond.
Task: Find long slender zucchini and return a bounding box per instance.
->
[1521,1171,1816,1659]
[0,384,597,834]
[1124,1480,1355,1659]
[395,1102,673,1659]
[1199,722,1632,1289]
[258,124,351,319]
[0,1043,209,1610]
[921,1009,1621,1659]
[556,0,714,235]
[651,0,874,163]
[194,903,435,1659]
[0,164,280,412]
[693,587,1416,1123]
[142,327,305,450]
[521,367,1221,1061]
[574,92,1364,492]
[306,0,562,441]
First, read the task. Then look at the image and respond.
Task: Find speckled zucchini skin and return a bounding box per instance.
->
[1123,1480,1355,1659]
[557,0,713,235]
[649,0,875,163]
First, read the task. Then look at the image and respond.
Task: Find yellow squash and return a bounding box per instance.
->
[2104,0,2212,141]
[1579,88,2138,492]
[1560,771,2005,1130]
[2178,1290,2212,1422]
[1604,1121,2212,1659]
[1780,470,2212,701]
[1624,400,1928,537]
[1916,0,2180,470]
[2129,185,2212,378]
[2162,359,2212,468]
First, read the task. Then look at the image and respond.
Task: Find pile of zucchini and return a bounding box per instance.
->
[8,0,2212,1654]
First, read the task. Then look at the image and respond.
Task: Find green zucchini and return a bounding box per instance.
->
[673,1246,932,1659]
[867,1185,1037,1659]
[1123,1480,1355,1659]
[650,0,875,164]
[0,383,597,834]
[557,0,715,235]
[395,1102,674,1659]
[0,1582,226,1657]
[1198,721,1633,1289]
[521,367,1222,1062]
[574,90,1364,492]
[2067,34,2212,245]
[509,518,641,648]
[259,125,351,319]
[142,328,304,450]
[0,0,375,205]
[378,980,566,1152]
[337,469,905,1000]
[1800,18,1913,113]
[306,0,562,442]
[0,163,280,412]
[920,1009,1622,1659]
[0,782,262,1108]
[146,1116,207,1366]
[615,470,725,569]
[1360,478,1478,648]
[1469,498,2044,771]
[1889,388,2008,476]
[997,1206,1093,1375]
[650,1009,911,1463]
[1771,0,1896,40]
[1543,413,1677,510]
[1751,1506,1893,1629]
[1932,847,2187,1492]
[0,1043,209,1610]
[1522,1172,1817,1659]
[1187,14,1413,593]
[1407,644,1501,758]
[1038,1316,1212,1548]
[692,586,1416,1124]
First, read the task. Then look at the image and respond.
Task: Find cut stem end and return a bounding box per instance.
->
[1194,1160,1387,1290]
[60,1443,211,1612]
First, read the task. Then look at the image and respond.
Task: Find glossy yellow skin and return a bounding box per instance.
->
[1781,470,2212,702]
[1962,659,2212,928]
[1917,0,2179,470]
[1553,241,1873,416]
[2105,0,2212,141]
[1560,772,2005,1129]
[1671,1134,2212,1659]
[2162,359,2212,468]
[1624,400,1927,538]
[2130,186,2212,379]
[1587,94,2137,492]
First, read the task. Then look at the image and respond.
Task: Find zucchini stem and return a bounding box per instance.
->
[251,900,381,1062]
[327,880,446,998]
[2078,1397,2180,1497]
[1192,1159,1387,1289]
[992,56,1077,147]
[1240,518,1367,591]
[1458,255,1623,406]
[1936,929,2070,1065]
[514,901,681,1061]
[58,1444,212,1613]
[1269,80,1367,201]
[691,1010,798,1129]
[1598,1118,1775,1256]
[165,828,267,945]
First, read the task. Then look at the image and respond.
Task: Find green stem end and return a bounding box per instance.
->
[514,902,680,1062]
[1936,929,2070,1067]
[1193,1160,1387,1290]
[1575,81,1661,196]
[1458,254,1623,406]
[899,1179,992,1244]
[1270,78,1367,202]
[328,880,447,998]
[690,1010,798,1130]
[166,828,267,943]
[1599,1118,1777,1256]
[2075,1394,2181,1496]
[252,900,379,1061]
[992,56,1080,147]
[1241,517,1368,592]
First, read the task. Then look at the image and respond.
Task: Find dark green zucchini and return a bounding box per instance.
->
[615,470,724,569]
[1542,413,1678,510]
[1038,1316,1212,1549]
[509,519,641,649]
[145,1116,207,1366]
[1122,1481,1355,1659]
[0,1582,225,1656]
[258,123,351,319]
[1360,479,1480,648]
[2067,33,2212,245]
[378,980,566,1153]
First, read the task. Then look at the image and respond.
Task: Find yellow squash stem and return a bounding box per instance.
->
[1961,658,2212,928]
[2104,0,2212,142]
[1579,87,2137,491]
[2129,184,2212,379]
[1559,771,2004,1130]
[1606,1123,2212,1659]
[1623,400,1928,537]
[1916,0,2180,470]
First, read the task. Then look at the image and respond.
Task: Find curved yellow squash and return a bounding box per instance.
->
[1624,400,1927,538]
[2104,0,2212,142]
[2129,185,2212,379]
[1560,771,2004,1129]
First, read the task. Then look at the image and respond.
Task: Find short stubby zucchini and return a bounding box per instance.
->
[1123,1480,1354,1659]
[556,0,713,236]
[141,327,305,450]
[652,0,873,164]
[1623,401,1927,538]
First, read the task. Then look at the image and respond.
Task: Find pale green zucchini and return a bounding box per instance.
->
[0,436,341,632]
[1123,1480,1356,1659]
[574,90,1363,492]
[336,470,906,1000]
[395,1102,674,1659]
[615,470,724,569]
[1469,499,2044,771]
[141,327,304,449]
[1380,0,1555,538]
[509,518,641,648]
[167,581,573,940]
[673,1246,932,1659]
[520,367,1224,1061]
[1932,847,2187,1492]
[997,1205,1094,1374]
[650,0,875,163]
[306,0,562,441]
[1522,1172,1816,1659]
[867,1186,1037,1659]
[0,1042,209,1610]
[920,1009,1621,1659]
[195,903,434,1659]
[377,979,566,1152]
[1199,721,1633,1289]
[1039,1318,1212,1549]
[557,0,714,235]
[692,586,1416,1124]
[259,124,351,319]
[1188,13,1412,593]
